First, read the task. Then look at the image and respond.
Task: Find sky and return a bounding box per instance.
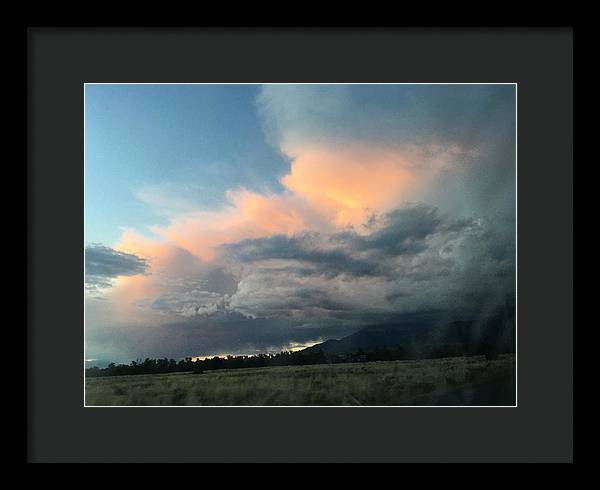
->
[85,84,516,362]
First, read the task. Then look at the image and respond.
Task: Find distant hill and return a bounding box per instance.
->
[303,310,515,360]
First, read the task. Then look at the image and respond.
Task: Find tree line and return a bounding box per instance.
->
[84,341,507,378]
[85,350,329,377]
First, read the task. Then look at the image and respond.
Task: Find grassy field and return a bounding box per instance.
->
[85,353,516,406]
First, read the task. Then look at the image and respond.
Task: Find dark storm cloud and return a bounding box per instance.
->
[86,244,148,277]
[336,204,454,256]
[85,245,148,290]
[223,204,477,279]
[85,313,361,361]
[224,203,514,322]
[224,233,380,278]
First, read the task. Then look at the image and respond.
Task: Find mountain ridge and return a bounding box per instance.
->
[301,311,515,359]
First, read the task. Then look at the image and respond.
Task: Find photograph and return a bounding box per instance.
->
[84,83,517,407]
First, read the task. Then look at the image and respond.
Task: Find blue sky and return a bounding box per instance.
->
[85,84,288,245]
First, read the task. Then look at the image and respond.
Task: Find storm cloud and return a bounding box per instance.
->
[85,84,516,361]
[223,203,513,323]
[85,245,148,291]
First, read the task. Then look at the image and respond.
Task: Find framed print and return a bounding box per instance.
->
[28,27,572,462]
[83,82,517,408]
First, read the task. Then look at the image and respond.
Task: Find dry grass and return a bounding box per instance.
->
[85,354,515,406]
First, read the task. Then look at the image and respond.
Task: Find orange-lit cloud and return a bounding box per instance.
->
[147,189,323,261]
[281,145,417,227]
[136,142,466,262]
[105,230,185,314]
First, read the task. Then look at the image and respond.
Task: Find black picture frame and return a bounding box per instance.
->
[27,27,573,463]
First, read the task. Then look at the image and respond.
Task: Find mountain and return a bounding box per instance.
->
[302,309,515,359]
